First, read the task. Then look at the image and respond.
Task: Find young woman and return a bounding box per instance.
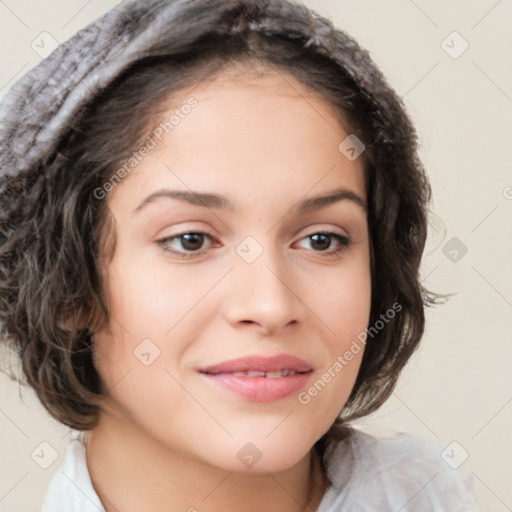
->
[0,0,476,510]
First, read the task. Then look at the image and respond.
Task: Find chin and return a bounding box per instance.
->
[193,434,317,475]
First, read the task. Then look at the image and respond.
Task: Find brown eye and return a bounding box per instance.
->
[176,233,206,251]
[157,232,215,256]
[295,232,351,255]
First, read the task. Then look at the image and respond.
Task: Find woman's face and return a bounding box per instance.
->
[93,65,371,473]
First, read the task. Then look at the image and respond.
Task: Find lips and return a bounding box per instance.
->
[199,354,313,375]
[199,354,313,402]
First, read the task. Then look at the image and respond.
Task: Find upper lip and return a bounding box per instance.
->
[199,354,313,374]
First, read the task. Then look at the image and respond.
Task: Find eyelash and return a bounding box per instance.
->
[156,230,351,259]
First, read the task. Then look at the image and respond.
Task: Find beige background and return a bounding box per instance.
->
[1,0,511,510]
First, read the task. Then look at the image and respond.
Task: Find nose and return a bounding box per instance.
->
[222,245,306,336]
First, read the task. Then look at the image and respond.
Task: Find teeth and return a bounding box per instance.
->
[228,370,298,378]
[231,370,266,377]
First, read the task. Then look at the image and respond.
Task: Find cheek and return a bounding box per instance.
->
[102,250,217,341]
[92,251,221,396]
[312,256,372,346]
[299,258,370,412]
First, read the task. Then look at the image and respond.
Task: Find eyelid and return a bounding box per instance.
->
[294,223,349,239]
[156,224,349,243]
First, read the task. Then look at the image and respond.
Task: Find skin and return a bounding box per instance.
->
[86,63,372,512]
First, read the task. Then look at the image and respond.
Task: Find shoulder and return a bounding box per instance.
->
[40,436,105,512]
[321,428,477,512]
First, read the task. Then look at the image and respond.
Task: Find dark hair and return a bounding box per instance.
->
[0,0,442,480]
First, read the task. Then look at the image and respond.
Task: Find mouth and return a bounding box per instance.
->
[198,354,313,402]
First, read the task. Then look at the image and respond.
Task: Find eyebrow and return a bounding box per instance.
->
[132,187,367,215]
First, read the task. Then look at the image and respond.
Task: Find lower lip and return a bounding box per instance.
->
[200,373,312,402]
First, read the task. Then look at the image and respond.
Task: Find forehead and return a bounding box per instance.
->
[108,64,366,211]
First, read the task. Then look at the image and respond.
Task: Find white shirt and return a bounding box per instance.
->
[41,433,105,512]
[41,429,477,512]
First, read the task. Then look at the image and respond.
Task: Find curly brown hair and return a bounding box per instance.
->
[0,0,441,476]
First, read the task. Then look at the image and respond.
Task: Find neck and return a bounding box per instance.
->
[85,414,328,512]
